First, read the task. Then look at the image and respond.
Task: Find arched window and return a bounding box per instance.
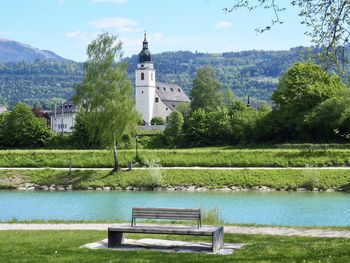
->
[141,72,144,80]
[151,73,153,80]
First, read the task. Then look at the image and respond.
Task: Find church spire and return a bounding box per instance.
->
[138,32,152,63]
[143,31,148,49]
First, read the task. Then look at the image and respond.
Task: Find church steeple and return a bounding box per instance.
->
[138,31,152,63]
[143,32,148,49]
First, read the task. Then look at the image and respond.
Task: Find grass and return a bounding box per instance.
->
[0,230,349,262]
[0,147,350,168]
[1,168,350,191]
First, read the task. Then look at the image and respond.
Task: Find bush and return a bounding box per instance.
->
[151,117,165,125]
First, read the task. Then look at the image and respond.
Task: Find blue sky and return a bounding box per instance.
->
[0,0,311,62]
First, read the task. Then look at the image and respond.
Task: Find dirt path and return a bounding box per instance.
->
[1,223,350,238]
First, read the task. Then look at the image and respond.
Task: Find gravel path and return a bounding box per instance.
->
[1,223,350,238]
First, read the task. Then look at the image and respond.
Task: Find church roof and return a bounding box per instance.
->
[155,82,190,110]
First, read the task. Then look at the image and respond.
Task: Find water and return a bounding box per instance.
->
[0,191,349,227]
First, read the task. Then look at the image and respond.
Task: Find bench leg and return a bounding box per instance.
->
[212,227,224,253]
[108,231,124,248]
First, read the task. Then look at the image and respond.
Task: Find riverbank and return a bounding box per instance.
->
[1,148,350,168]
[1,168,350,192]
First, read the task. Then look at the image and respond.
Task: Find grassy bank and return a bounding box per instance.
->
[1,168,350,191]
[0,230,349,262]
[0,148,350,168]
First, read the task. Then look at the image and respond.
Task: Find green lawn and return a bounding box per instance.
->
[0,147,350,168]
[1,168,350,191]
[0,230,349,262]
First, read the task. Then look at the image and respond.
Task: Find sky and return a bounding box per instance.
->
[0,0,312,62]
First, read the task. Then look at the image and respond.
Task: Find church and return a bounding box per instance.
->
[50,33,190,132]
[135,34,190,125]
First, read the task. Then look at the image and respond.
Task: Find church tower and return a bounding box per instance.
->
[135,33,156,125]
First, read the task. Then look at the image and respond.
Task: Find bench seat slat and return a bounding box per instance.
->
[132,212,200,217]
[133,207,200,212]
[133,217,199,220]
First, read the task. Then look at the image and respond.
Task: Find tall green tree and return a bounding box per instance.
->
[190,66,223,111]
[273,62,345,111]
[73,32,138,170]
[271,62,345,140]
[3,103,52,148]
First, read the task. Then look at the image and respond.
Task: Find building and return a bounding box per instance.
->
[135,34,190,125]
[32,107,51,127]
[48,33,190,133]
[49,99,77,133]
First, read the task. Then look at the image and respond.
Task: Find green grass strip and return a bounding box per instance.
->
[1,168,350,191]
[0,230,349,262]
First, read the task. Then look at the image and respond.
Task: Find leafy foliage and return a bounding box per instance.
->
[190,66,223,111]
[73,33,138,149]
[0,103,52,148]
[225,0,350,66]
[164,111,184,147]
[151,117,165,125]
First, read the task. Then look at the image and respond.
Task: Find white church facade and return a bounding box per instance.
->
[49,33,189,132]
[135,34,190,125]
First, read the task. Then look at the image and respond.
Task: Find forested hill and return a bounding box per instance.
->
[1,46,349,108]
[125,47,317,102]
[0,61,83,108]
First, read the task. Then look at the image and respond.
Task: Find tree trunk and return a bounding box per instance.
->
[113,144,119,171]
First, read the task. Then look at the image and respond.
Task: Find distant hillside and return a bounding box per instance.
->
[0,38,74,63]
[0,42,349,109]
[126,47,349,103]
[0,61,83,108]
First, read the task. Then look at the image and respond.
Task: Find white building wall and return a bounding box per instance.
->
[153,96,171,121]
[135,62,156,125]
[50,112,75,133]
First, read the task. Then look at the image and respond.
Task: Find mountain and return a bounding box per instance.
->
[0,39,349,109]
[0,38,74,63]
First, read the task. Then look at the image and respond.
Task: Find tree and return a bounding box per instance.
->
[225,1,350,65]
[73,32,138,170]
[306,89,350,141]
[231,105,271,144]
[164,111,184,147]
[270,62,345,140]
[3,103,52,148]
[273,62,344,111]
[190,66,223,111]
[151,117,165,125]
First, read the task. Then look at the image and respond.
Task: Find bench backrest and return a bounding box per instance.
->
[131,207,202,228]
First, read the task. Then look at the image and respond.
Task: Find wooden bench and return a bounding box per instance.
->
[108,207,224,253]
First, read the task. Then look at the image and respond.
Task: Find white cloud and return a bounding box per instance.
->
[91,0,129,4]
[65,31,98,48]
[214,21,232,29]
[154,33,164,41]
[89,17,140,32]
[66,31,82,38]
